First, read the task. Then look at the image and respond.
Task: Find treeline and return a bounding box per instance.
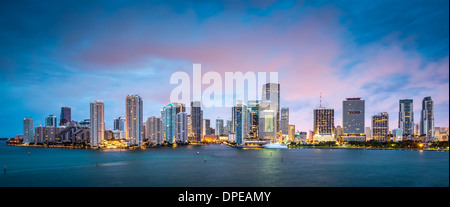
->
[346,140,448,149]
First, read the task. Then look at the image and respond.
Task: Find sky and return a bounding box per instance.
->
[0,0,448,137]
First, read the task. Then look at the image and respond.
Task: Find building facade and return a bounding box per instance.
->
[59,106,71,126]
[399,99,414,137]
[126,95,143,146]
[313,108,335,142]
[23,117,34,144]
[420,96,434,139]
[90,100,105,147]
[372,112,389,141]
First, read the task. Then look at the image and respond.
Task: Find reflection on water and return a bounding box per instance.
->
[0,141,448,187]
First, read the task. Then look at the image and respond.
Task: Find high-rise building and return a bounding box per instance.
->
[177,112,188,143]
[161,102,185,144]
[281,107,289,135]
[202,119,211,137]
[420,96,434,139]
[342,98,365,142]
[190,101,203,142]
[372,112,389,141]
[34,126,62,143]
[260,83,280,136]
[113,116,125,131]
[399,99,414,136]
[414,123,420,136]
[288,125,295,141]
[226,120,232,135]
[126,95,143,146]
[216,118,224,136]
[59,106,71,126]
[233,100,248,145]
[248,100,260,139]
[335,125,343,139]
[23,117,34,144]
[259,109,276,142]
[145,116,163,144]
[313,108,335,142]
[90,100,105,147]
[46,115,57,127]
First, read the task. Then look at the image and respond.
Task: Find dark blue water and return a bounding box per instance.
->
[0,141,448,187]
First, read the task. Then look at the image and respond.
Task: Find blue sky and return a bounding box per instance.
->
[0,0,448,137]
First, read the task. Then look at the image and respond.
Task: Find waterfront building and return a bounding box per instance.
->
[177,112,188,143]
[420,96,434,139]
[313,108,335,142]
[233,100,249,145]
[226,120,232,135]
[23,117,34,144]
[202,119,211,137]
[161,102,185,144]
[281,107,289,135]
[335,125,343,139]
[248,100,260,139]
[46,115,57,127]
[113,116,126,131]
[55,124,90,143]
[126,95,143,146]
[59,106,71,126]
[145,116,164,144]
[216,118,224,136]
[288,125,295,141]
[190,101,203,142]
[90,100,105,147]
[414,123,420,136]
[392,128,403,142]
[365,127,372,140]
[342,98,365,142]
[372,112,389,141]
[34,126,63,143]
[260,83,280,137]
[399,99,414,137]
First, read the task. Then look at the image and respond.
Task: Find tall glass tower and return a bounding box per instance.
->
[420,96,434,139]
[399,99,414,136]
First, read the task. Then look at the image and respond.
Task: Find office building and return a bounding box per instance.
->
[161,102,185,144]
[281,107,289,135]
[248,100,260,139]
[145,116,164,144]
[216,118,224,136]
[233,100,249,145]
[342,98,365,142]
[313,108,335,142]
[260,83,280,136]
[177,112,188,143]
[190,101,203,142]
[46,115,57,127]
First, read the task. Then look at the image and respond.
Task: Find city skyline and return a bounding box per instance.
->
[0,0,449,138]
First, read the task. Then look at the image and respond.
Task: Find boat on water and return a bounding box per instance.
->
[262,143,288,149]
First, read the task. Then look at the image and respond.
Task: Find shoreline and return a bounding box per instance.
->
[4,141,448,152]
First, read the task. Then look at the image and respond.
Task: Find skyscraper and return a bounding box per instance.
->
[288,125,295,141]
[23,117,34,144]
[313,108,335,142]
[248,100,260,139]
[161,102,185,144]
[372,112,389,141]
[177,112,188,143]
[281,107,289,135]
[145,116,163,144]
[90,100,105,147]
[59,106,71,126]
[399,99,414,136]
[126,95,143,146]
[233,100,248,145]
[420,96,434,139]
[202,119,211,137]
[190,101,203,142]
[216,118,224,136]
[46,115,57,127]
[342,98,365,142]
[261,83,280,135]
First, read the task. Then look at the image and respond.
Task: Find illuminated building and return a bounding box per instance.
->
[177,112,188,143]
[59,106,71,126]
[202,119,211,137]
[372,112,389,141]
[46,115,57,127]
[365,127,372,140]
[288,125,295,141]
[313,108,335,142]
[281,107,289,135]
[113,116,126,131]
[90,100,105,147]
[342,98,365,142]
[190,101,202,142]
[161,102,185,144]
[260,83,280,136]
[259,109,276,142]
[399,99,414,137]
[233,100,249,145]
[248,100,260,139]
[420,96,434,139]
[145,116,163,144]
[126,94,143,146]
[23,117,34,144]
